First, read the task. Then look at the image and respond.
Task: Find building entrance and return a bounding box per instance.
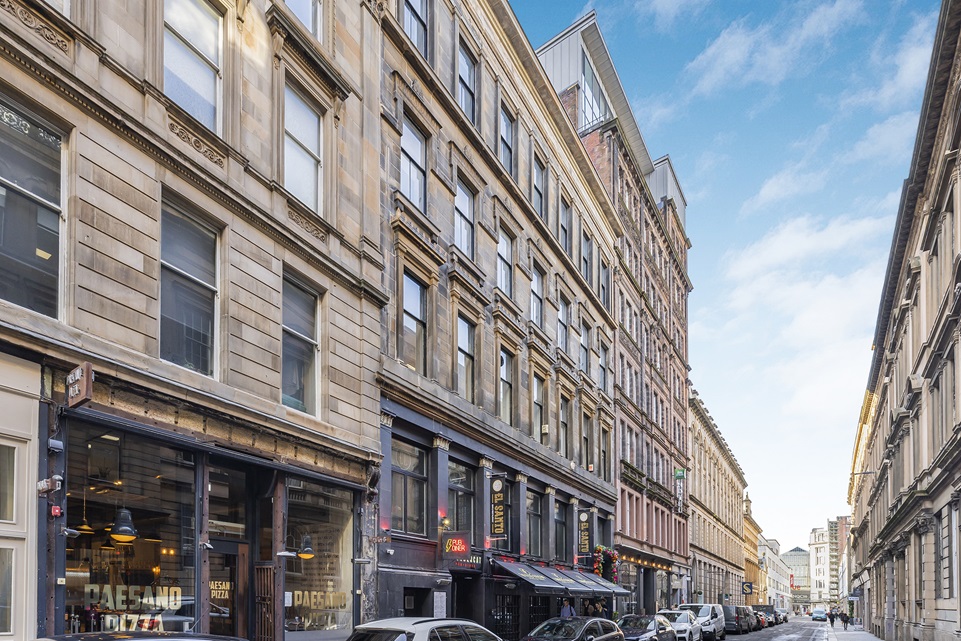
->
[208,543,248,638]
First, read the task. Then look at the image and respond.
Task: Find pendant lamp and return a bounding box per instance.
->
[109,507,138,543]
[297,534,315,560]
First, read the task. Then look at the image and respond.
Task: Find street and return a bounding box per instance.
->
[732,618,880,641]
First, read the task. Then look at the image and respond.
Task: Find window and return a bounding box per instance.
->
[532,156,546,218]
[601,427,610,481]
[401,272,427,374]
[458,42,476,124]
[527,491,542,557]
[599,344,608,394]
[288,0,322,39]
[600,260,610,309]
[284,84,324,213]
[500,106,514,175]
[0,546,10,633]
[282,277,318,413]
[499,348,514,426]
[401,118,427,212]
[391,440,427,535]
[0,97,61,318]
[531,267,544,328]
[160,207,217,375]
[581,232,593,283]
[448,461,475,543]
[559,199,572,256]
[456,315,475,402]
[559,395,570,458]
[497,228,513,297]
[164,0,221,132]
[558,298,569,352]
[581,51,610,130]
[403,0,427,57]
[554,500,568,561]
[454,180,474,257]
[580,322,590,372]
[581,413,591,467]
[533,374,546,443]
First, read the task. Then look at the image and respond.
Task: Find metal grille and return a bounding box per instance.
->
[491,594,520,641]
[254,563,273,641]
[529,596,551,629]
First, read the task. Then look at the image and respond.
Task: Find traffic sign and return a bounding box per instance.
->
[742,582,753,595]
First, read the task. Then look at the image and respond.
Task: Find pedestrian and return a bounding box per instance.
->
[841,612,849,630]
[600,598,611,620]
[561,598,576,618]
[828,611,836,627]
[586,602,596,617]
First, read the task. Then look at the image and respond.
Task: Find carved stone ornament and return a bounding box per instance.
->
[288,208,328,243]
[168,120,225,167]
[379,411,394,427]
[950,489,961,509]
[0,0,69,52]
[915,511,934,534]
[433,435,450,451]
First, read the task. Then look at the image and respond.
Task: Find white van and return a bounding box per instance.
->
[678,604,726,641]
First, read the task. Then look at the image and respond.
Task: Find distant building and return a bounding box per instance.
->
[782,547,811,613]
[689,390,746,606]
[743,496,763,607]
[759,537,791,610]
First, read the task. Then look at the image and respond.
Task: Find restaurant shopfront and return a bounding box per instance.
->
[53,409,362,641]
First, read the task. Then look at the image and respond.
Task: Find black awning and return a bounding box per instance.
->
[537,566,595,596]
[560,570,606,596]
[577,571,631,597]
[494,560,565,594]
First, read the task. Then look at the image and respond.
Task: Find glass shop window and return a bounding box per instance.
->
[64,423,197,632]
[283,478,354,641]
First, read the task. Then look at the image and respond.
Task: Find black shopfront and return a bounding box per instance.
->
[378,400,620,640]
[43,407,365,641]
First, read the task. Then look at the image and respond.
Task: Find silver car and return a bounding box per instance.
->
[657,611,702,641]
[347,618,503,641]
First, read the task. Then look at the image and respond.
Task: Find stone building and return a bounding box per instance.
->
[536,12,693,615]
[849,2,961,640]
[0,1,386,641]
[810,527,830,609]
[782,546,811,614]
[375,0,623,637]
[688,390,746,606]
[743,496,762,607]
[759,537,791,610]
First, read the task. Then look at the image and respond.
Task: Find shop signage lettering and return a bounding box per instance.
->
[66,362,93,408]
[291,590,349,610]
[577,512,591,554]
[210,580,232,600]
[84,584,182,610]
[451,553,483,570]
[441,531,470,559]
[490,479,506,538]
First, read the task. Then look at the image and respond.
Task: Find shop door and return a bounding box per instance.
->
[209,542,249,638]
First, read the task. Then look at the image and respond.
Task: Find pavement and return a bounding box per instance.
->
[825,621,881,641]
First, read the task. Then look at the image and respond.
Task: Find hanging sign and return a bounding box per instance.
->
[441,531,471,559]
[67,362,94,408]
[490,479,506,540]
[577,511,592,555]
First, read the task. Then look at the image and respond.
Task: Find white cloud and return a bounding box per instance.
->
[841,111,919,164]
[685,0,864,97]
[740,165,828,215]
[632,0,710,32]
[842,11,937,111]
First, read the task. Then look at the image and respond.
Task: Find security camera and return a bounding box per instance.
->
[60,526,80,539]
[199,541,214,550]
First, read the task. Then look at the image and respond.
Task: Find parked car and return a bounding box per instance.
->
[742,607,760,632]
[657,611,701,641]
[677,604,725,641]
[751,606,777,627]
[522,617,624,641]
[349,618,503,641]
[811,609,827,622]
[774,610,788,624]
[754,613,767,629]
[721,606,750,635]
[617,614,675,641]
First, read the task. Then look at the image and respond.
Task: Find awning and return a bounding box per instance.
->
[494,560,565,594]
[537,566,595,596]
[577,570,631,597]
[560,569,607,596]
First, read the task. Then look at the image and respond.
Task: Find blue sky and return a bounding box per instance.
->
[513,0,939,550]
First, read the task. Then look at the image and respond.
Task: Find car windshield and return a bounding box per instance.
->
[680,606,711,618]
[660,613,686,624]
[813,610,825,615]
[528,618,587,639]
[618,615,656,631]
